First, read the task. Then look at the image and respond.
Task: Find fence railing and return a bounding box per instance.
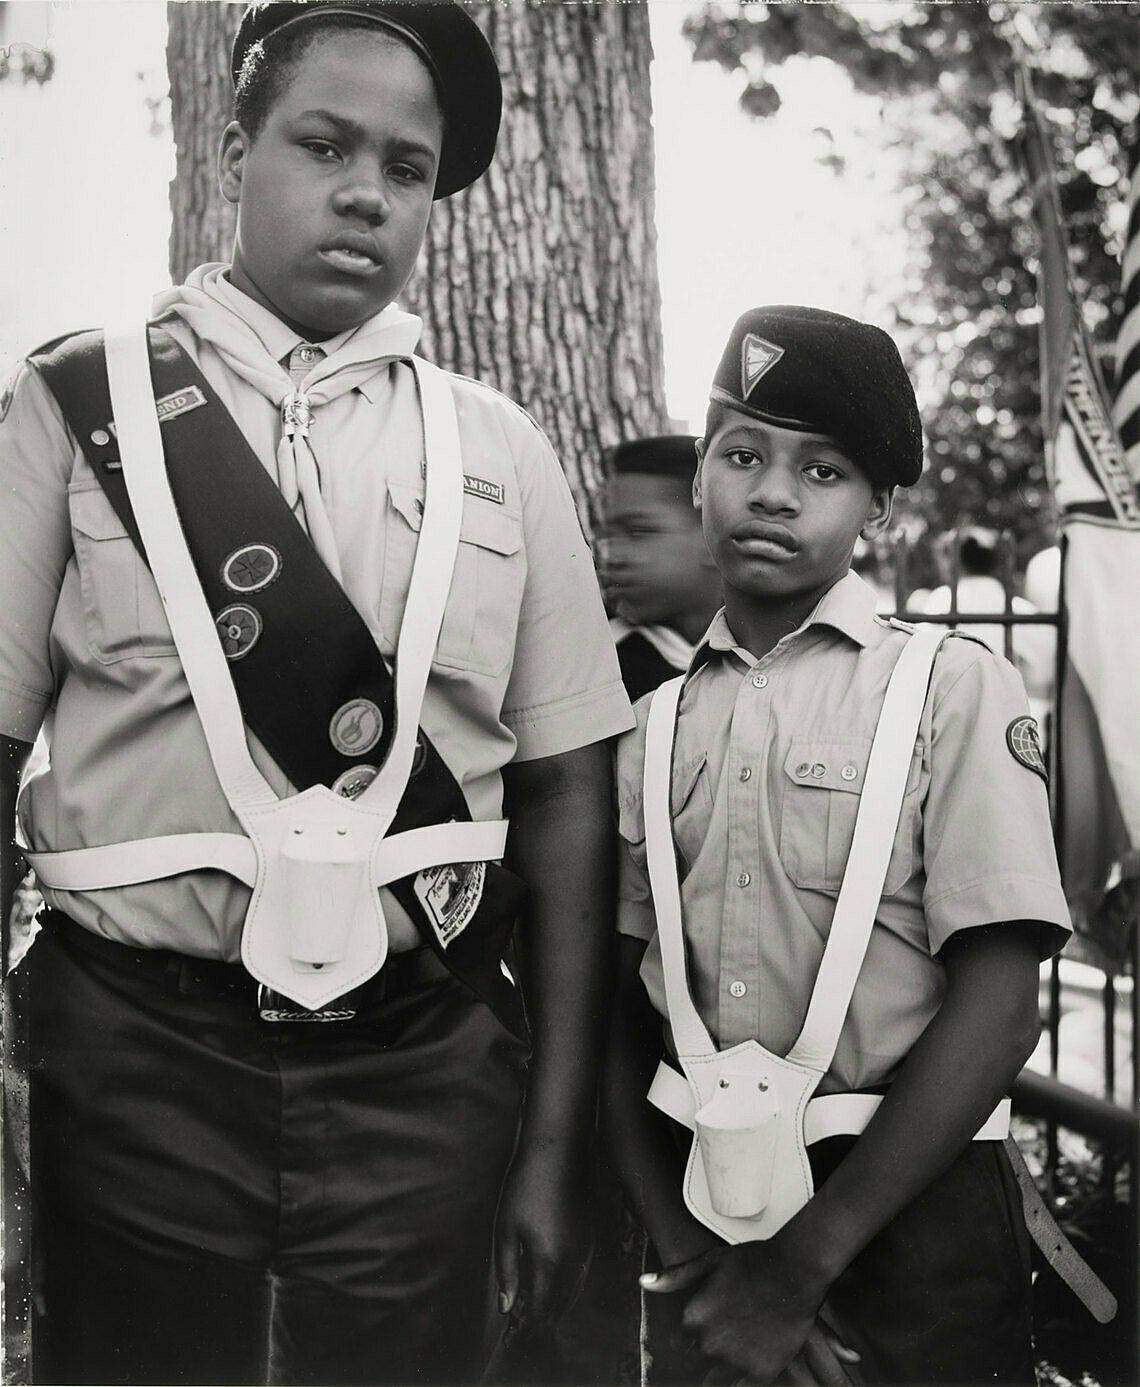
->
[883,527,1138,1379]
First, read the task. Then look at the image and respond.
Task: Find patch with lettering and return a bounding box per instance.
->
[1006,716,1047,782]
[93,386,207,449]
[155,385,207,424]
[463,473,505,505]
[414,860,486,948]
[741,333,785,398]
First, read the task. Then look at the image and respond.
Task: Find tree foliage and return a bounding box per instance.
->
[684,2,1140,579]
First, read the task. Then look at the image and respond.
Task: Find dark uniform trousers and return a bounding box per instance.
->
[643,1128,1037,1387]
[27,914,528,1386]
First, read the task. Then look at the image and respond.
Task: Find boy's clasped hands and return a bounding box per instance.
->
[643,1230,861,1386]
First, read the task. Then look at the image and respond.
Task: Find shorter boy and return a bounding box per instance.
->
[598,436,722,701]
[604,307,1071,1385]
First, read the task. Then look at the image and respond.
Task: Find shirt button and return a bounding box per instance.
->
[297,345,316,364]
[736,871,751,888]
[795,762,811,778]
[729,980,747,999]
[751,673,768,689]
[739,766,752,782]
[841,764,858,781]
[811,762,826,779]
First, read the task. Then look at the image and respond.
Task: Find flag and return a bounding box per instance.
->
[1017,67,1140,959]
[1112,149,1140,485]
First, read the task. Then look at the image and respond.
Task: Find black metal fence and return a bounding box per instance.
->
[883,527,1138,1382]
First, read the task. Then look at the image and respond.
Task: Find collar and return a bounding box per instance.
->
[207,269,411,402]
[691,570,881,672]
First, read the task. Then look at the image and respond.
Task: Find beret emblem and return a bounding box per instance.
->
[741,333,785,398]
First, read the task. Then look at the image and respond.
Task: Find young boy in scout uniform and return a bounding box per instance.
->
[598,436,722,702]
[0,3,632,1382]
[604,306,1072,1385]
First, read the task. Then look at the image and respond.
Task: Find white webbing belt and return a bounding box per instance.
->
[644,625,1008,1144]
[28,325,506,895]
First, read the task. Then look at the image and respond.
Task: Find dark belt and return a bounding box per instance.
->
[40,908,452,1022]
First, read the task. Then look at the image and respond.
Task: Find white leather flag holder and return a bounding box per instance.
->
[27,322,506,1012]
[642,626,1008,1244]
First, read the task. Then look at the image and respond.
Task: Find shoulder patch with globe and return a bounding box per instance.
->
[1006,716,1047,782]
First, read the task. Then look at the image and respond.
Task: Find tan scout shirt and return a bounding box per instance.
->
[1,277,633,959]
[615,571,1070,1096]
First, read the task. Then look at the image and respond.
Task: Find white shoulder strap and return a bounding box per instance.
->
[105,327,463,829]
[786,624,942,1071]
[644,674,714,1058]
[107,322,276,812]
[644,625,944,1071]
[365,356,462,824]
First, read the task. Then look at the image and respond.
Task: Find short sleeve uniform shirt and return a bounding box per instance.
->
[0,276,633,959]
[614,572,1070,1095]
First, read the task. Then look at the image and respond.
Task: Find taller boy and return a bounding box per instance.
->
[0,3,632,1383]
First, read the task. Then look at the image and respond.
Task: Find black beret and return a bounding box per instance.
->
[709,305,923,489]
[609,435,699,479]
[232,1,501,198]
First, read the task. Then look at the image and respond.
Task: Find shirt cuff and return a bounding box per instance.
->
[0,677,50,742]
[505,679,635,763]
[926,873,1073,959]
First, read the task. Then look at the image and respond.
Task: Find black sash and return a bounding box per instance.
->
[34,326,526,1037]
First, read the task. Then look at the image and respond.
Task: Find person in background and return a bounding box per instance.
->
[597,435,722,702]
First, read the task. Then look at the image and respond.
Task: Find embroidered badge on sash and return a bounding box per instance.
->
[155,385,207,425]
[1006,715,1047,782]
[741,334,785,397]
[222,543,281,594]
[329,699,384,757]
[215,604,262,660]
[414,860,486,948]
[332,765,379,799]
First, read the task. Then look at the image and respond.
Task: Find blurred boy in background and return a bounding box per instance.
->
[598,436,721,701]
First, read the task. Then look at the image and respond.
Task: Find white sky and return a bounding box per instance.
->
[0,0,907,429]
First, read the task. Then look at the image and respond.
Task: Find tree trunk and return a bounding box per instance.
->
[407,1,669,512]
[165,0,669,520]
[167,1,241,282]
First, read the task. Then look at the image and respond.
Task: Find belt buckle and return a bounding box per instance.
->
[257,984,357,1023]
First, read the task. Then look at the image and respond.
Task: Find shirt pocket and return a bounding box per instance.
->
[68,483,177,663]
[672,751,712,873]
[777,737,921,896]
[381,479,525,677]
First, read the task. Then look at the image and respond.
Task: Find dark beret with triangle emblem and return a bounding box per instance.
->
[709,305,923,489]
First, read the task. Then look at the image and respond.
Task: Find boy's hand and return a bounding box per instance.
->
[641,1236,846,1385]
[494,1138,591,1324]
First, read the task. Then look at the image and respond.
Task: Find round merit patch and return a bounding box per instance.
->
[332,765,379,800]
[1006,716,1047,782]
[215,604,262,661]
[329,699,384,757]
[222,543,281,594]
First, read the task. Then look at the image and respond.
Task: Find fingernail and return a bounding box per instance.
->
[498,1291,511,1314]
[638,1272,658,1287]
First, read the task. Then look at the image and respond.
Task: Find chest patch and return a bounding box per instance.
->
[1006,716,1047,782]
[463,473,505,505]
[414,860,486,948]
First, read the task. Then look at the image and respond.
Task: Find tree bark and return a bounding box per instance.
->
[167,2,241,284]
[165,0,669,519]
[407,1,669,512]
